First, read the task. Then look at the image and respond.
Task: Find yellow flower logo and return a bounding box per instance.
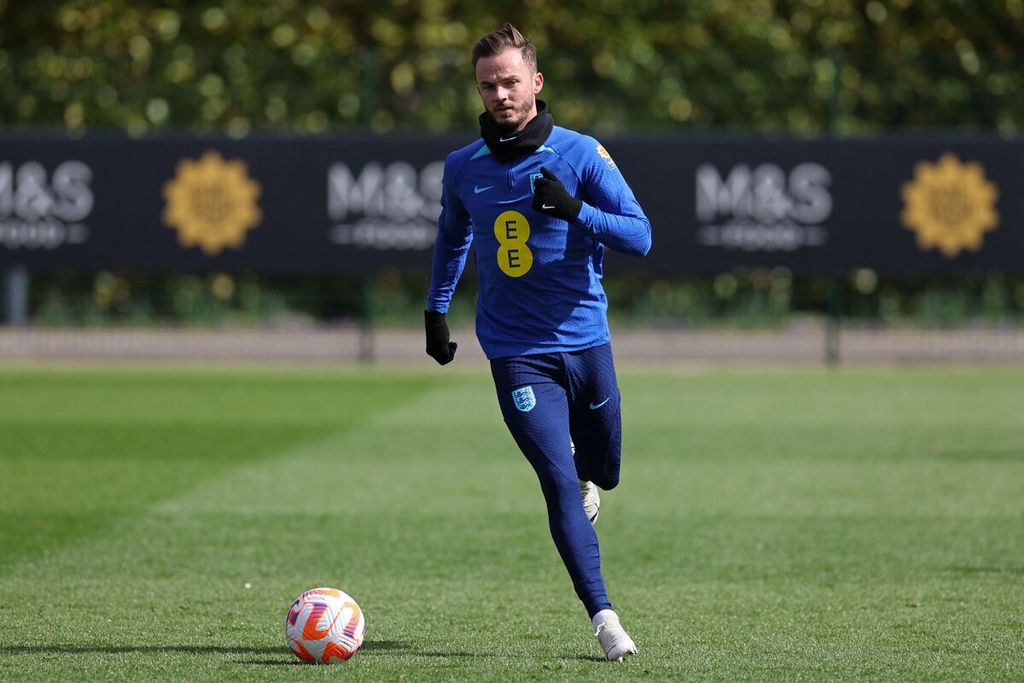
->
[162,151,262,255]
[900,153,999,258]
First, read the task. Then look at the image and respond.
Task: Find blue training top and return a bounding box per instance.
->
[426,125,652,359]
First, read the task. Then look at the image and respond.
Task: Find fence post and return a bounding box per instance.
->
[825,274,842,366]
[358,275,376,363]
[3,266,29,326]
[822,51,843,367]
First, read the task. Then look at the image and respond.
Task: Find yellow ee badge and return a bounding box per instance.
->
[162,150,262,256]
[493,210,533,277]
[901,153,999,258]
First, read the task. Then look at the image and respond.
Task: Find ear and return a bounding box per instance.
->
[533,70,544,95]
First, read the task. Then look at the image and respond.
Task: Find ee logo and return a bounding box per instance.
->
[493,210,533,277]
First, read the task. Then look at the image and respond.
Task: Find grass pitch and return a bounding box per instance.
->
[0,364,1022,681]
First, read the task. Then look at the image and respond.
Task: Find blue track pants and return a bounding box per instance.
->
[490,343,622,617]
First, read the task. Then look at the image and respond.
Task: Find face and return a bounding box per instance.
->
[475,48,544,133]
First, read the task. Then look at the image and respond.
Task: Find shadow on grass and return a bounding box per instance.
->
[232,658,307,666]
[235,641,569,665]
[2,641,609,664]
[0,645,282,655]
[946,565,1024,576]
[572,654,608,662]
[1,641,411,658]
[235,646,506,665]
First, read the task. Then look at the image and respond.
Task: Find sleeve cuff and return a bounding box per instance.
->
[574,201,597,231]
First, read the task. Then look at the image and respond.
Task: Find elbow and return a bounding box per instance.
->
[635,222,652,257]
[618,226,650,257]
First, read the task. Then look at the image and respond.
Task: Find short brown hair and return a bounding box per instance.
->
[472,23,537,71]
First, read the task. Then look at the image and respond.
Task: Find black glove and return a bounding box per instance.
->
[532,166,583,222]
[424,309,457,365]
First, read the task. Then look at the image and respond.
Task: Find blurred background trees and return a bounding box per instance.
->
[3,0,1023,135]
[2,1,1023,328]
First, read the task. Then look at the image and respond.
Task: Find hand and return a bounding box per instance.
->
[532,167,582,222]
[424,310,457,365]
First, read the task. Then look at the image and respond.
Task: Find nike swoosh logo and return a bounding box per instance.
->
[474,185,494,194]
[541,204,556,210]
[498,136,518,142]
[589,397,611,410]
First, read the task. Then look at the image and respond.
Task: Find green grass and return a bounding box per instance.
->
[1,364,1022,681]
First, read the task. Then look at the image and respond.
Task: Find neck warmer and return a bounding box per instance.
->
[479,99,554,163]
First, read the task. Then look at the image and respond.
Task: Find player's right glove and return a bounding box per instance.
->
[424,310,457,365]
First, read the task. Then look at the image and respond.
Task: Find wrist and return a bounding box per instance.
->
[566,197,583,222]
[568,199,590,225]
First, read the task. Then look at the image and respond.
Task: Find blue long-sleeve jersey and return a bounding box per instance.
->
[427,126,652,359]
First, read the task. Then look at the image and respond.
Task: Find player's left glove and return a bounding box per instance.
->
[532,167,582,223]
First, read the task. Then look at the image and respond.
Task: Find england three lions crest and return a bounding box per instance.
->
[512,386,536,412]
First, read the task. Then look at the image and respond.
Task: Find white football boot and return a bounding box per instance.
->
[570,440,601,525]
[593,610,638,661]
[580,479,601,525]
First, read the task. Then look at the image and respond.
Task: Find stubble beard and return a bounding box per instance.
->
[490,95,536,134]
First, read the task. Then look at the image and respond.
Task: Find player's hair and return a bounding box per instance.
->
[472,23,537,71]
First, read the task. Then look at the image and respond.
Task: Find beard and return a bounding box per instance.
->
[488,95,535,133]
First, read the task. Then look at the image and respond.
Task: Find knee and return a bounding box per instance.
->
[593,473,619,491]
[539,471,585,507]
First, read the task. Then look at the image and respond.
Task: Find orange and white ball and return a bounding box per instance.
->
[284,587,365,663]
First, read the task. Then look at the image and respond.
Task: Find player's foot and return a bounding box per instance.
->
[593,610,637,661]
[580,479,600,524]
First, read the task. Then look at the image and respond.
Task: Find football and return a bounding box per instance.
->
[284,587,365,663]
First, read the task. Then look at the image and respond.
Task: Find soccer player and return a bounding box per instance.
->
[424,23,651,662]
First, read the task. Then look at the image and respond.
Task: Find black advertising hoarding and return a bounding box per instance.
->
[1,133,1021,274]
[0,134,453,273]
[614,136,1022,274]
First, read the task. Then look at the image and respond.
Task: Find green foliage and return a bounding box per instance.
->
[32,272,292,326]
[2,1,1022,135]
[5,2,1023,331]
[843,272,1024,328]
[26,270,1024,329]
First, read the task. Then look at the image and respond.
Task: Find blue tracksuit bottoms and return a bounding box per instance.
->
[489,342,622,617]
